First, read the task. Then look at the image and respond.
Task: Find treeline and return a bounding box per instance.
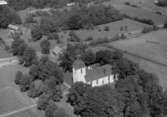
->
[7,0,68,10]
[0,6,21,28]
[67,49,167,117]
[31,5,122,41]
[7,0,109,10]
[154,0,167,7]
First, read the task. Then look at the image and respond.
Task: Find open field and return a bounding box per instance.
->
[110,29,167,88]
[0,48,12,58]
[0,64,27,89]
[0,64,42,117]
[75,18,149,41]
[0,88,31,115]
[8,107,43,117]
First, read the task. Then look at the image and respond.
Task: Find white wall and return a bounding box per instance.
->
[91,74,115,87]
[73,67,86,83]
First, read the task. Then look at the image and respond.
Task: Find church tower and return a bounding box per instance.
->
[72,56,86,83]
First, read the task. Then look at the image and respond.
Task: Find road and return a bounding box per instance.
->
[0,57,18,68]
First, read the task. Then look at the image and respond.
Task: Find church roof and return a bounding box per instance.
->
[73,59,85,69]
[85,64,112,82]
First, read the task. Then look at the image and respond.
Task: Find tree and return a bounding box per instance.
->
[22,47,37,67]
[19,74,32,92]
[67,83,123,117]
[82,50,96,66]
[37,93,50,110]
[40,39,50,54]
[59,43,87,71]
[48,33,59,41]
[0,14,9,28]
[95,50,114,65]
[45,101,58,117]
[53,108,69,117]
[11,39,27,56]
[29,57,63,83]
[45,77,63,101]
[15,71,23,85]
[31,25,43,41]
[67,82,91,106]
[28,80,47,98]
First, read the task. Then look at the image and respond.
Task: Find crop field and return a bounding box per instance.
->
[110,29,167,88]
[75,18,149,41]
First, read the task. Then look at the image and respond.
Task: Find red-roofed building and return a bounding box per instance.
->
[72,58,118,87]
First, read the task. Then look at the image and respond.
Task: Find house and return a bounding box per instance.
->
[8,24,22,37]
[0,0,7,5]
[66,2,76,7]
[51,45,65,56]
[72,58,118,87]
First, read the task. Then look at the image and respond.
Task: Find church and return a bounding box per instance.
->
[72,58,118,87]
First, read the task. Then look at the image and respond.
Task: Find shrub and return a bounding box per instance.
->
[48,33,59,41]
[142,26,153,33]
[86,36,93,41]
[104,26,110,31]
[15,71,23,85]
[163,22,167,28]
[25,14,35,24]
[89,37,110,46]
[31,25,43,41]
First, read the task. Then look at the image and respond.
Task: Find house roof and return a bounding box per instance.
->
[85,64,112,82]
[0,0,7,5]
[73,58,85,69]
[8,24,19,30]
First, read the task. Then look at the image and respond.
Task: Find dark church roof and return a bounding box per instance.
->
[73,59,85,69]
[85,64,112,82]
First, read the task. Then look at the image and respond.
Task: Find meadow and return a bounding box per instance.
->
[110,29,167,88]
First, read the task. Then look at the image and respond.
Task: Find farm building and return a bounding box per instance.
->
[72,57,118,87]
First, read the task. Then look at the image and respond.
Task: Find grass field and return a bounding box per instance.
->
[8,107,43,117]
[110,29,167,88]
[0,88,29,115]
[0,64,27,89]
[0,64,42,117]
[75,18,149,41]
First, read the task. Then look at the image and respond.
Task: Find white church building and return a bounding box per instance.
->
[72,58,118,87]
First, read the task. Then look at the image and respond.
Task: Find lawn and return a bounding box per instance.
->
[75,18,149,41]
[110,29,167,88]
